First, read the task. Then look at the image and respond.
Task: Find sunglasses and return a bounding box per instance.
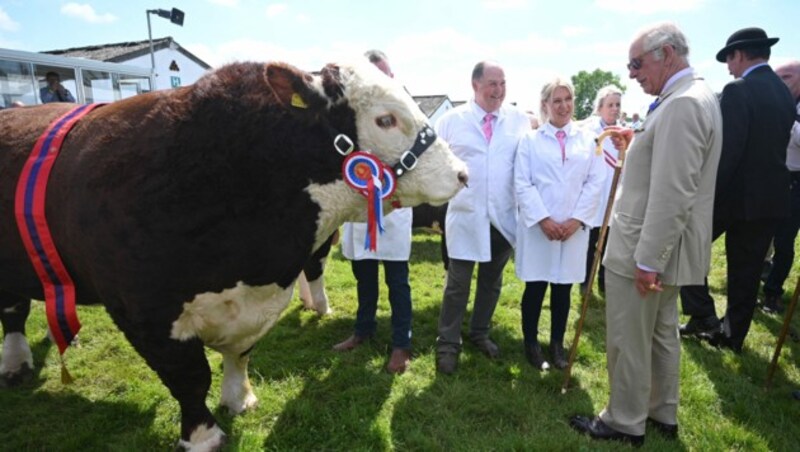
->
[627,48,659,71]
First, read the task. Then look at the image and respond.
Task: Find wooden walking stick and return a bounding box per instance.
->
[562,126,632,394]
[764,274,800,389]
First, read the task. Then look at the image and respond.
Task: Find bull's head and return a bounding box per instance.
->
[265,61,467,209]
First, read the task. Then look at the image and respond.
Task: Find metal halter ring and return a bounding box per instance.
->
[333,134,354,156]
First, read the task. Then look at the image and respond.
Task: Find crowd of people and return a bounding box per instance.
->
[327,21,799,446]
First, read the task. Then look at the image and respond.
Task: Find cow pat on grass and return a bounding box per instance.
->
[0,60,467,451]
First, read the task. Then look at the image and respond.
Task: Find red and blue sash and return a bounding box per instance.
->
[14,103,104,355]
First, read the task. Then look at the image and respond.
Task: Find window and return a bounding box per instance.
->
[82,69,114,103]
[33,65,78,104]
[0,59,36,107]
[115,74,152,100]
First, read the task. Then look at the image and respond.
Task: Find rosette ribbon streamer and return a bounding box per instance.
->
[342,152,396,251]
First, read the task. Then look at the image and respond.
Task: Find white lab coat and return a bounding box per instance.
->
[514,122,606,283]
[436,100,530,262]
[341,208,412,261]
[582,116,620,227]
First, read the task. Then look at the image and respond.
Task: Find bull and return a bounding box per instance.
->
[0,60,466,450]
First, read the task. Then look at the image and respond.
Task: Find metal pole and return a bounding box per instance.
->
[146,10,156,77]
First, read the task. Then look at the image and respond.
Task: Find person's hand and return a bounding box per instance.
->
[560,218,582,241]
[634,267,662,298]
[600,125,634,152]
[539,217,563,241]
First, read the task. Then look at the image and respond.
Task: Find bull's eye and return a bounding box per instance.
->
[375,114,397,129]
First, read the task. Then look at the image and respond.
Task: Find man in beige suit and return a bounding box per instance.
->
[570,22,722,445]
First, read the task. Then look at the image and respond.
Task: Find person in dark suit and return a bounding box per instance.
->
[679,27,796,353]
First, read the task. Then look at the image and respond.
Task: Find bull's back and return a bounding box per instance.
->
[0,104,76,294]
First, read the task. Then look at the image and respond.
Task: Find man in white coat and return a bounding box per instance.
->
[332,50,414,374]
[434,61,530,374]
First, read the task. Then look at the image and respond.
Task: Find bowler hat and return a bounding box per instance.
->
[716,27,779,62]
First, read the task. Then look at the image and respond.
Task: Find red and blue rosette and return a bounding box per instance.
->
[342,151,397,251]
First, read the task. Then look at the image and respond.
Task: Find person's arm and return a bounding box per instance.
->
[634,96,712,272]
[715,82,748,195]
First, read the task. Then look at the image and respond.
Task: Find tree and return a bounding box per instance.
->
[571,69,626,120]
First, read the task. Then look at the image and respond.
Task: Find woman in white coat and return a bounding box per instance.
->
[580,85,623,296]
[514,78,605,370]
[334,207,413,373]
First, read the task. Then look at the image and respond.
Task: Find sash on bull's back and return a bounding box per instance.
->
[13,103,104,379]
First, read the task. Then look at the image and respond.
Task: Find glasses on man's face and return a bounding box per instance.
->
[627,48,658,71]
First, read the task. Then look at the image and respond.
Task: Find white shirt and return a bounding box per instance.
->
[341,208,413,261]
[514,121,606,283]
[787,102,800,172]
[435,100,530,262]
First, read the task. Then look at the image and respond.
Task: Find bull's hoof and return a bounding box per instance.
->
[0,362,34,388]
[177,424,227,452]
[221,390,258,415]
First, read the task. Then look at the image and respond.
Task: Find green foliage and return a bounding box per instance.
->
[0,233,798,450]
[571,69,626,120]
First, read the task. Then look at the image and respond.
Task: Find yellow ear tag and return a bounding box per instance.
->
[291,93,308,109]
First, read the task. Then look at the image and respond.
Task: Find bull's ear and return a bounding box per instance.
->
[320,64,344,102]
[265,62,328,112]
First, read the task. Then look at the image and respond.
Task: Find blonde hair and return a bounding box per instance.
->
[539,77,574,123]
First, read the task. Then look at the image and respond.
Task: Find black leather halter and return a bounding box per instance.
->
[331,124,437,179]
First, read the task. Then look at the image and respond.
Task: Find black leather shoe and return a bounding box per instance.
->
[549,342,568,370]
[436,351,459,375]
[524,342,549,370]
[679,316,720,339]
[647,418,678,439]
[471,337,500,359]
[709,333,743,354]
[570,415,644,447]
[793,390,800,401]
[761,294,784,315]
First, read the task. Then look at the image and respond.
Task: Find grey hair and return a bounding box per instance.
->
[539,77,575,123]
[364,49,388,64]
[637,22,690,62]
[594,85,623,114]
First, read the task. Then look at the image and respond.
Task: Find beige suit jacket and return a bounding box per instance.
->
[603,73,722,286]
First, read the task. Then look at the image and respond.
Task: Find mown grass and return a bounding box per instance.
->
[1,231,798,451]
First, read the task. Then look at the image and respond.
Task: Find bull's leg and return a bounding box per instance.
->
[220,348,258,414]
[301,233,335,315]
[109,310,225,451]
[0,292,33,387]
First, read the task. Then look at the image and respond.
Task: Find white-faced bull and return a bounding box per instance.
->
[0,60,467,450]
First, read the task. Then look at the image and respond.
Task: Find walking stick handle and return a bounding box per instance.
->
[561,126,632,393]
[765,275,800,389]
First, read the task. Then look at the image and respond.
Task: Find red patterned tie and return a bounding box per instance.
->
[556,130,567,163]
[482,113,495,143]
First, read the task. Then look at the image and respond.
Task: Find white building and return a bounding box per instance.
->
[43,37,211,91]
[413,95,456,125]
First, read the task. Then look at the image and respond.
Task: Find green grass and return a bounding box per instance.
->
[1,231,799,450]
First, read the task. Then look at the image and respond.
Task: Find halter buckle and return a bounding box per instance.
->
[333,134,354,156]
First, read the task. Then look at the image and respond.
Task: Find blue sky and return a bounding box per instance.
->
[1,0,798,114]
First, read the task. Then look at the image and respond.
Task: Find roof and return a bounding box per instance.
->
[413,95,450,118]
[42,37,211,70]
[451,100,467,108]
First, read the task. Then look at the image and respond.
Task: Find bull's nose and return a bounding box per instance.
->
[457,170,469,187]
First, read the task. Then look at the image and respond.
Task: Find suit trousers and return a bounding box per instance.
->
[351,259,412,349]
[680,218,777,349]
[764,172,800,297]
[436,226,512,353]
[600,270,680,436]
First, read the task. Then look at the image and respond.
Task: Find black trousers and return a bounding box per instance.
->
[680,217,777,349]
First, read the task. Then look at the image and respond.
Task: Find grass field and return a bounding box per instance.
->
[1,231,799,451]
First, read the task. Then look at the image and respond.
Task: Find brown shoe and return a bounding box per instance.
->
[436,350,459,375]
[386,348,412,374]
[332,334,370,351]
